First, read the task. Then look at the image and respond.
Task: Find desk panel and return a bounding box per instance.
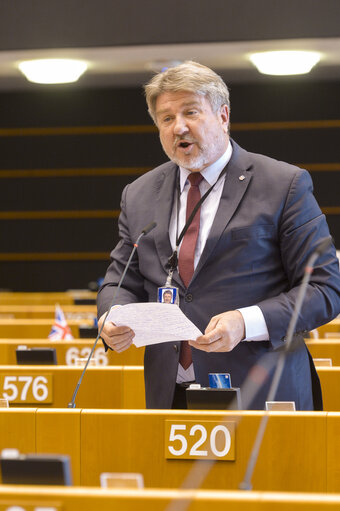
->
[0,409,36,451]
[0,366,145,409]
[317,368,340,411]
[36,409,81,485]
[0,319,93,338]
[317,319,340,338]
[307,340,340,365]
[0,408,36,483]
[327,413,340,493]
[0,339,144,366]
[80,410,327,492]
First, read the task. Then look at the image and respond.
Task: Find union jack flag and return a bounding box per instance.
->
[48,304,74,340]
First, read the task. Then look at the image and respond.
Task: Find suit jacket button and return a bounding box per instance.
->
[185,293,193,302]
[173,344,178,352]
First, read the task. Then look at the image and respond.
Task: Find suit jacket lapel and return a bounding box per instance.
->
[194,140,253,278]
[154,162,179,278]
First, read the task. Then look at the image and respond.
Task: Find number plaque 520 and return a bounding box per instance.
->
[165,420,235,460]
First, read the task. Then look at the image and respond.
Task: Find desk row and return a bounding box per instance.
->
[1,338,340,367]
[0,408,339,493]
[0,317,340,338]
[0,365,338,411]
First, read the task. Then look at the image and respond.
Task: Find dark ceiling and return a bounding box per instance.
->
[0,0,340,89]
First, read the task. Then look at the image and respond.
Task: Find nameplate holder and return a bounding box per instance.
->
[265,401,296,411]
[313,358,332,367]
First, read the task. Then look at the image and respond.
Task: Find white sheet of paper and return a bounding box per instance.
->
[106,302,203,347]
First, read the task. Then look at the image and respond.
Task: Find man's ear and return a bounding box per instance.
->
[219,104,229,133]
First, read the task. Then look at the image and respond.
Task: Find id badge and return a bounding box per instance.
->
[157,285,179,305]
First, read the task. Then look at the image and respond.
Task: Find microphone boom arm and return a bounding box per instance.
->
[67,222,156,409]
[239,237,332,490]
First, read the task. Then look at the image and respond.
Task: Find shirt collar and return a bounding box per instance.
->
[179,141,233,192]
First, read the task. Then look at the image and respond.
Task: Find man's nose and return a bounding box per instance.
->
[173,116,189,135]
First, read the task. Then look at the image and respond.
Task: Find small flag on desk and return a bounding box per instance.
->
[48,304,74,340]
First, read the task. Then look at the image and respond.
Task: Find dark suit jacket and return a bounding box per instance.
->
[97,140,340,410]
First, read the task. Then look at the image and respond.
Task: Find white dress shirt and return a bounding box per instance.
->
[168,143,269,382]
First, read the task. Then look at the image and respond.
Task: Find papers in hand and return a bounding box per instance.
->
[106,302,203,347]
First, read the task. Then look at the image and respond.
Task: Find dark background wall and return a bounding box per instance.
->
[0,0,339,291]
[0,77,339,291]
[1,0,340,50]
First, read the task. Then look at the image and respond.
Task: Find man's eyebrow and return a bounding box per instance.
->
[156,101,201,117]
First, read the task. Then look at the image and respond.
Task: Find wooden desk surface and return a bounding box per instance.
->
[317,367,340,411]
[0,365,145,409]
[307,339,340,365]
[0,409,339,493]
[0,363,339,412]
[0,486,339,511]
[81,410,327,492]
[317,318,340,337]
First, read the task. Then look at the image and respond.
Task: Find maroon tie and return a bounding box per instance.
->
[178,172,203,369]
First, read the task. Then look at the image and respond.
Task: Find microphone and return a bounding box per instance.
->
[314,236,333,257]
[141,221,157,235]
[67,221,157,408]
[239,235,333,490]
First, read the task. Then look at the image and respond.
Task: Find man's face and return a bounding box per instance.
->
[163,292,172,303]
[155,91,229,172]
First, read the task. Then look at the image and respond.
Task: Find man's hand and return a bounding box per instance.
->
[189,310,245,353]
[98,313,135,353]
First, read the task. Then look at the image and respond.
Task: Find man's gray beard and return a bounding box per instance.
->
[163,143,209,171]
[171,153,206,171]
[162,135,227,171]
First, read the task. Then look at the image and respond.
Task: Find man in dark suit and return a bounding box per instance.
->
[97,61,340,410]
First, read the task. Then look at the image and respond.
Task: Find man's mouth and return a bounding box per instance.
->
[176,140,194,151]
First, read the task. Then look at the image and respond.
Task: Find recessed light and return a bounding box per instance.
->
[18,59,88,84]
[249,51,321,76]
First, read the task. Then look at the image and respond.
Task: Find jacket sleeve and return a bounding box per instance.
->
[96,184,148,318]
[257,168,340,344]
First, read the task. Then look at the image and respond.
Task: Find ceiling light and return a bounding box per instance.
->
[249,51,321,76]
[18,59,88,84]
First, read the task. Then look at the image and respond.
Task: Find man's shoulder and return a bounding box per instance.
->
[232,140,309,183]
[251,151,300,173]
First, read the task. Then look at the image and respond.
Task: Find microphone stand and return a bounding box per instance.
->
[67,221,156,408]
[239,236,332,490]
